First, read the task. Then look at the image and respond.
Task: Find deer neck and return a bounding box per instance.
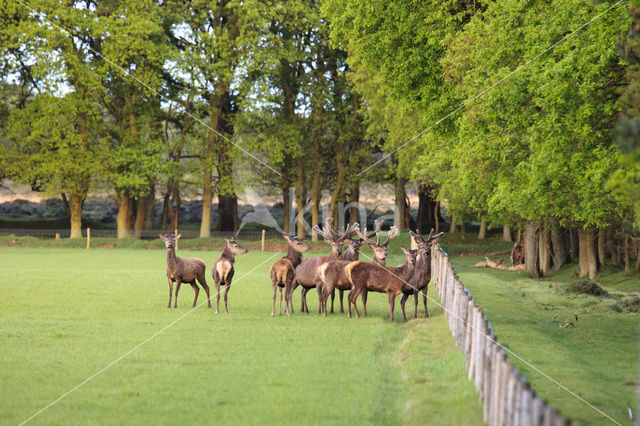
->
[328,248,341,261]
[373,254,386,266]
[395,261,414,281]
[286,245,303,268]
[342,246,358,261]
[166,247,178,269]
[221,246,236,263]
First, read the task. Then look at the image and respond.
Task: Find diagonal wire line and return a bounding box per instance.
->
[358,0,628,177]
[18,250,284,426]
[353,248,622,425]
[12,0,282,177]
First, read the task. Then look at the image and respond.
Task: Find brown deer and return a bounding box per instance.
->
[212,238,248,314]
[316,220,385,316]
[345,246,417,322]
[269,235,311,316]
[346,225,399,316]
[292,218,357,313]
[160,233,211,309]
[400,229,444,321]
[328,219,384,314]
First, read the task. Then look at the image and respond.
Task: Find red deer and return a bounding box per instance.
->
[212,238,248,314]
[400,229,444,321]
[160,233,211,309]
[511,242,525,266]
[269,235,311,316]
[328,220,384,313]
[345,247,417,322]
[292,218,357,313]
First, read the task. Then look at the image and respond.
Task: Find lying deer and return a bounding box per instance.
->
[293,218,356,313]
[160,233,211,309]
[269,235,311,316]
[400,229,444,321]
[345,246,417,322]
[212,238,248,314]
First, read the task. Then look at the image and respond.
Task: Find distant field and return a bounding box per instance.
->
[1,247,482,425]
[453,256,639,425]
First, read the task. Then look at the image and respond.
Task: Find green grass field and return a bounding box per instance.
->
[1,247,482,425]
[452,255,639,425]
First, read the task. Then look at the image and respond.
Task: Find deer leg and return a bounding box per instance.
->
[201,280,212,308]
[300,287,308,313]
[349,288,361,318]
[174,281,182,308]
[215,279,221,315]
[362,289,368,317]
[330,288,335,314]
[400,293,410,322]
[423,291,429,318]
[413,291,419,319]
[167,278,173,308]
[223,283,231,314]
[190,283,199,308]
[339,289,344,314]
[272,284,277,317]
[388,292,397,322]
[278,287,283,316]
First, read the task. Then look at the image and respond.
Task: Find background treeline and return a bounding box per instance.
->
[0,0,639,278]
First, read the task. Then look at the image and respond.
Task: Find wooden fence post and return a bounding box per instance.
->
[86,227,91,249]
[262,229,266,252]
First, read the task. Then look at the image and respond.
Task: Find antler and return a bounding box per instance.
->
[354,226,378,246]
[381,226,399,247]
[338,222,359,242]
[312,217,338,242]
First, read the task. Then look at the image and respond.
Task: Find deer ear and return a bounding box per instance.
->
[175,234,181,240]
[224,238,230,244]
[401,247,409,255]
[159,234,165,240]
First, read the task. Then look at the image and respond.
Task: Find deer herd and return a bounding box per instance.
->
[159,219,443,322]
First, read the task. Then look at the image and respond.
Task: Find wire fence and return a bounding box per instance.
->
[0,228,281,240]
[432,246,573,426]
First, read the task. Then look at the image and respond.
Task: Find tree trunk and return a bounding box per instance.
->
[144,185,155,231]
[69,193,84,239]
[161,191,170,231]
[394,176,407,230]
[578,228,598,279]
[434,201,440,234]
[282,185,291,235]
[133,195,147,239]
[217,194,238,232]
[524,221,540,278]
[551,225,568,271]
[449,216,457,233]
[597,228,606,268]
[538,228,551,275]
[310,144,321,241]
[116,191,133,239]
[61,193,71,218]
[349,182,360,225]
[200,166,213,237]
[478,219,487,240]
[569,227,579,260]
[624,235,630,273]
[329,147,346,227]
[502,225,512,242]
[295,162,306,238]
[606,228,619,266]
[516,228,522,243]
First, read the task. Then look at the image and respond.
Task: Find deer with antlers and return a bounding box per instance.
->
[212,237,248,314]
[292,218,358,313]
[269,235,311,316]
[316,220,386,316]
[400,229,444,321]
[344,245,418,322]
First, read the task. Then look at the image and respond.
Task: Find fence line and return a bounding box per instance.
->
[432,246,572,426]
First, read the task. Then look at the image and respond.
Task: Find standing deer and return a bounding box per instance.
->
[347,225,399,316]
[345,247,417,322]
[400,229,444,321]
[160,233,211,309]
[269,235,311,316]
[329,219,384,314]
[292,218,356,313]
[212,238,248,314]
[316,220,385,316]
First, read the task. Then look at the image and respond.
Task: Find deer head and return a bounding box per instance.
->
[409,229,444,254]
[160,233,181,249]
[312,217,357,257]
[283,234,311,253]
[225,238,248,255]
[355,225,399,263]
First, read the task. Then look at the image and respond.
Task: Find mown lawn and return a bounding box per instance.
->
[0,247,482,425]
[451,255,639,425]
